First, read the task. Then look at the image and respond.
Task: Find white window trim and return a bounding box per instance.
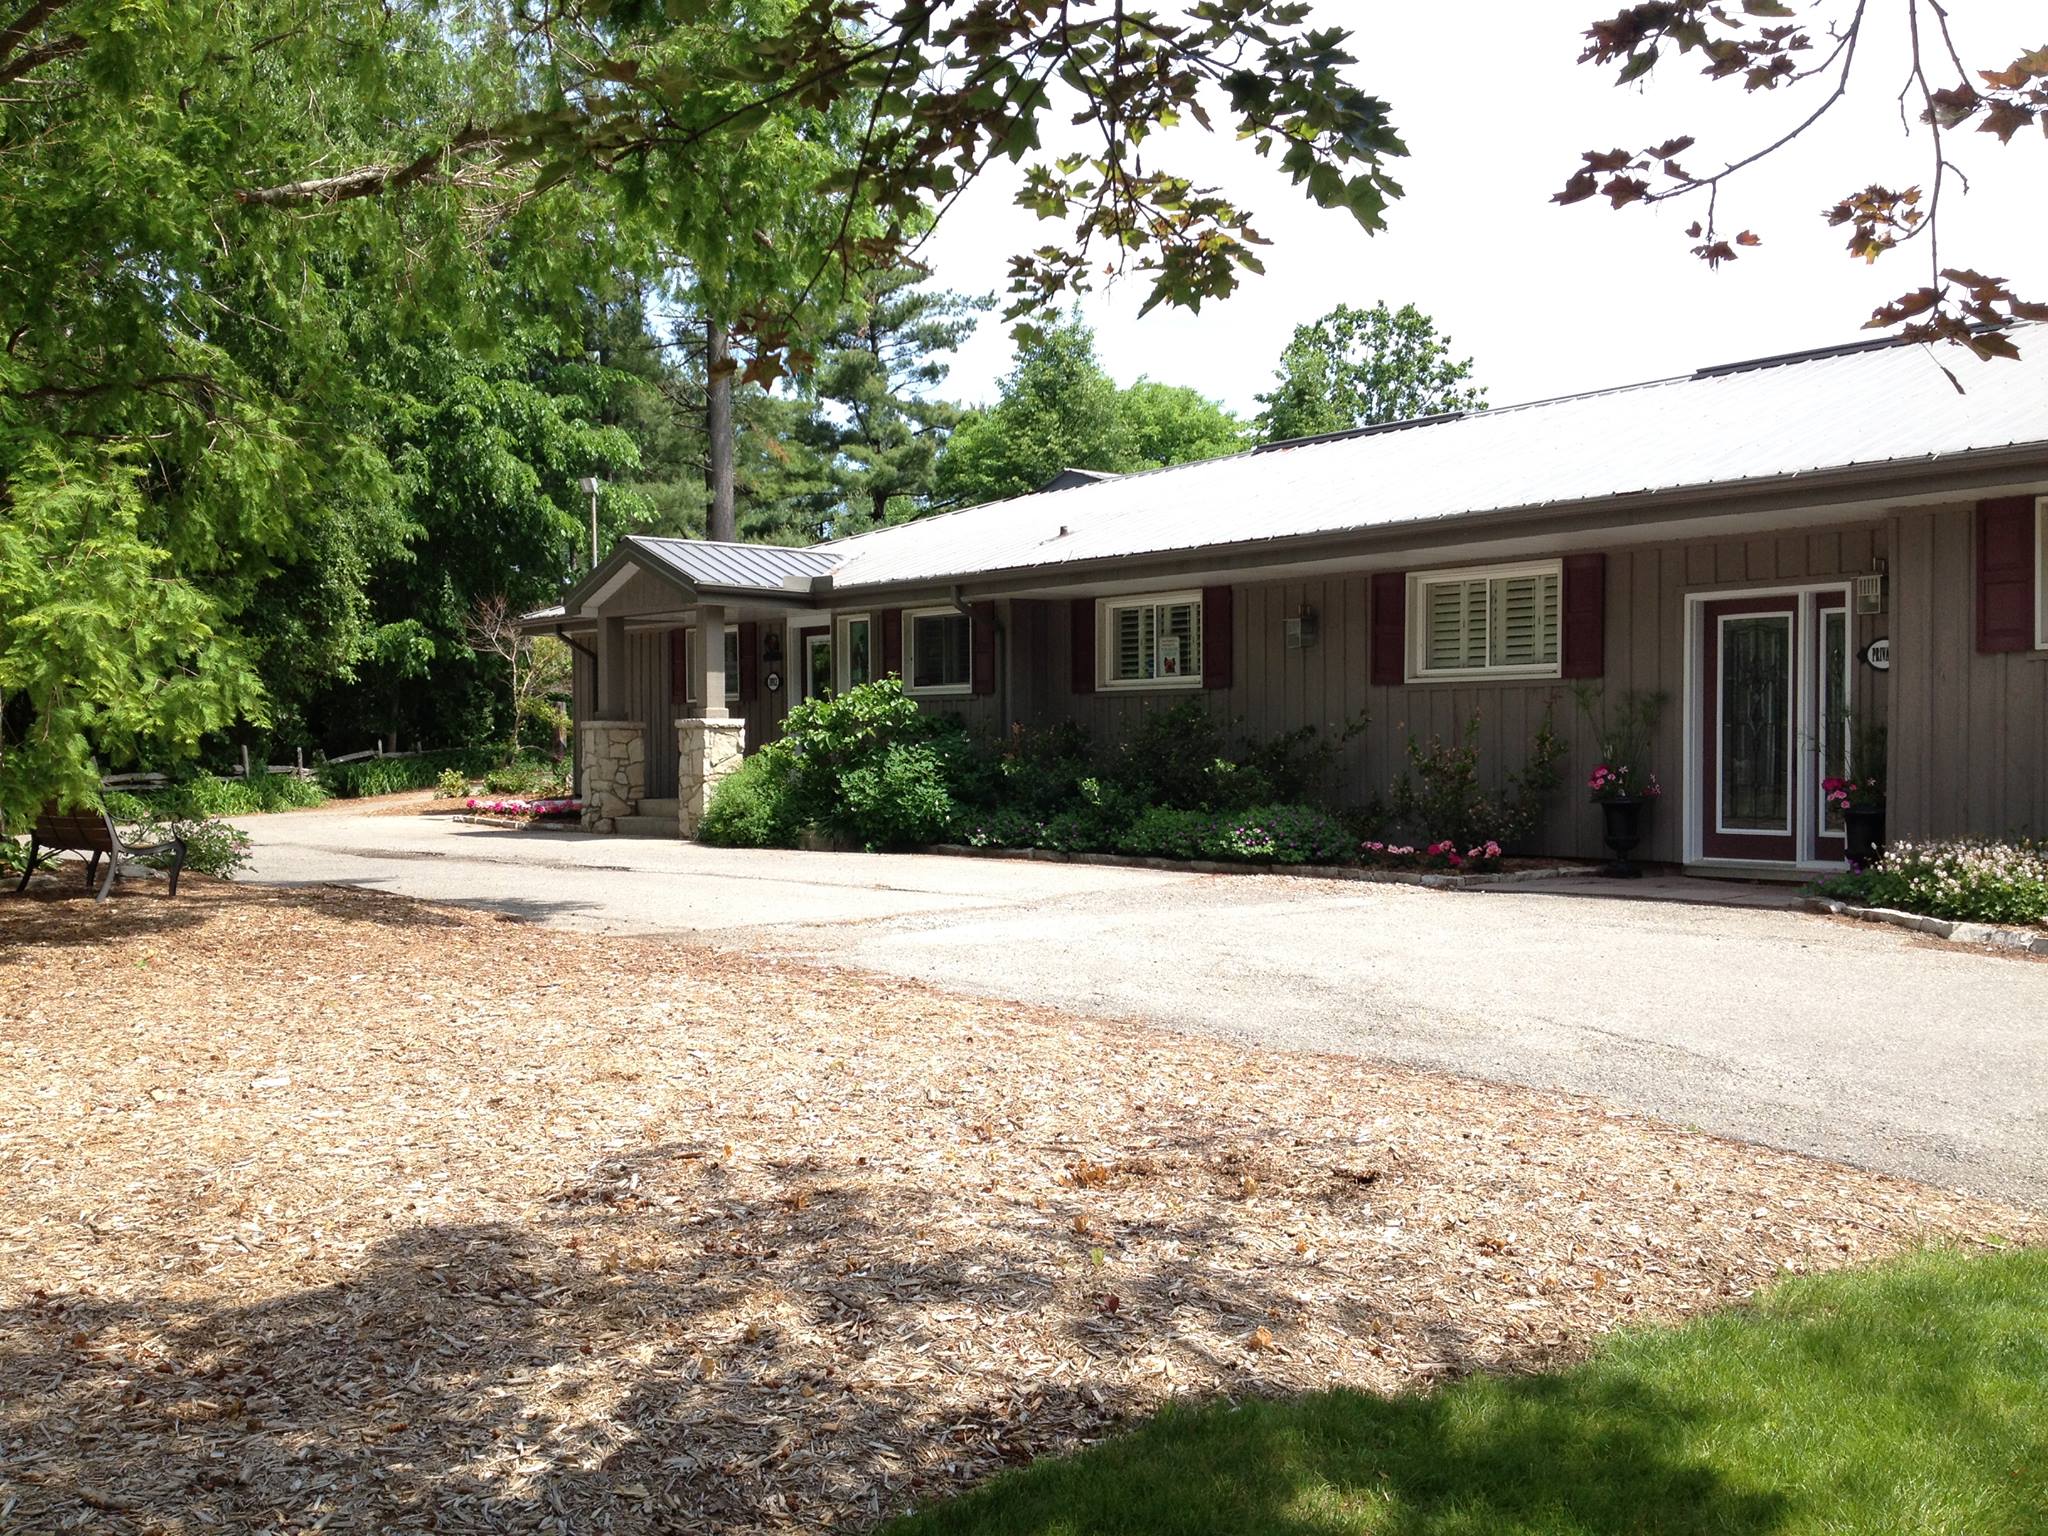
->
[1406,559,1564,683]
[683,624,743,706]
[1097,589,1205,692]
[834,612,873,693]
[901,606,974,696]
[2035,495,2047,650]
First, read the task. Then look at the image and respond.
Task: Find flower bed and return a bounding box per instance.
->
[1360,838,1505,874]
[463,795,580,820]
[1812,839,2048,927]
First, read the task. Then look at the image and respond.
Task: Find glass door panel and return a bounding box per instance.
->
[1700,597,1800,861]
[1816,603,1849,858]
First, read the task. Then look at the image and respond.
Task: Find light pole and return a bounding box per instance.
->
[578,475,602,568]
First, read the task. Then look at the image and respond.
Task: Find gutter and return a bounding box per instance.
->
[953,583,1008,726]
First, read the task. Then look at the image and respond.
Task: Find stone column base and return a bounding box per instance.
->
[578,721,645,833]
[676,717,747,839]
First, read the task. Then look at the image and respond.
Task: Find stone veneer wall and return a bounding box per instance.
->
[677,718,746,839]
[578,721,645,833]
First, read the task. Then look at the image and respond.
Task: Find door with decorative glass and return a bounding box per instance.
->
[1696,590,1853,864]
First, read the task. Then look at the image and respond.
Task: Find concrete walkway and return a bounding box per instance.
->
[239,806,2048,1208]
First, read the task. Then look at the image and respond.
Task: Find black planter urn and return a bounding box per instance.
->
[1844,806,1887,867]
[1599,797,1648,878]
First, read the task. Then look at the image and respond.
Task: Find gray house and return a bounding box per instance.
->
[532,334,2048,873]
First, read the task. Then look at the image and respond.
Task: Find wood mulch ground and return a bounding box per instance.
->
[0,878,2035,1533]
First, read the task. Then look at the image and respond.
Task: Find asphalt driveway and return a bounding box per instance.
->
[238,806,2048,1207]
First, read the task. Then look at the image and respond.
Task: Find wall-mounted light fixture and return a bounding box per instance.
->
[1855,557,1888,616]
[1286,604,1320,650]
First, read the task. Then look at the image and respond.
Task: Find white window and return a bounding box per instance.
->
[835,613,872,692]
[1408,561,1562,681]
[904,607,972,694]
[684,625,743,706]
[2036,496,2047,650]
[1100,592,1204,689]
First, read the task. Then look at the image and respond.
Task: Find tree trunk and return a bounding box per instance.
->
[705,314,737,543]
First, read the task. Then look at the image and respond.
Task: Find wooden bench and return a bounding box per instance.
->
[14,805,187,903]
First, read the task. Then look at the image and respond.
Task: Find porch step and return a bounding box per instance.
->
[638,798,679,817]
[613,814,680,838]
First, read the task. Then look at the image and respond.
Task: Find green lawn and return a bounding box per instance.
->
[887,1247,2047,1536]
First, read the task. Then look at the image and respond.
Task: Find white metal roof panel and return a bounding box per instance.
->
[628,536,841,593]
[819,338,2048,592]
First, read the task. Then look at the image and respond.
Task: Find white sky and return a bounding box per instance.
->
[918,0,2048,415]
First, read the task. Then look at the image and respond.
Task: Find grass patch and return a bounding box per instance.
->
[887,1246,2046,1536]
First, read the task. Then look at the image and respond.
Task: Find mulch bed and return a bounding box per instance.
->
[1,879,2034,1533]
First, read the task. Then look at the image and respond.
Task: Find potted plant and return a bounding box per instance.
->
[1825,774,1886,866]
[1575,686,1669,879]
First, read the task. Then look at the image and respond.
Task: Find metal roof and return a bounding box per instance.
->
[625,536,840,594]
[819,336,2048,592]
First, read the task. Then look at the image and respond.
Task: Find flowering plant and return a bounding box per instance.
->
[1815,839,2047,926]
[1360,837,1505,873]
[466,795,580,819]
[1821,774,1883,813]
[1586,763,1662,803]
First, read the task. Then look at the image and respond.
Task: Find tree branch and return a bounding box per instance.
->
[234,124,507,208]
[0,0,77,74]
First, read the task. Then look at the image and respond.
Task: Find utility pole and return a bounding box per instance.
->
[705,315,736,543]
[579,475,601,568]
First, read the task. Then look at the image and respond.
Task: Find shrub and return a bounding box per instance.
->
[700,750,805,848]
[1816,839,2048,925]
[100,790,251,878]
[1115,803,1353,864]
[1387,707,1564,851]
[482,758,571,797]
[317,748,504,798]
[767,679,960,848]
[121,772,329,820]
[436,768,470,799]
[1360,837,1506,874]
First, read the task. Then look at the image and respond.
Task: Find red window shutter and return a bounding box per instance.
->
[1561,553,1607,679]
[1070,597,1096,694]
[971,602,997,696]
[1977,496,2038,653]
[737,621,759,699]
[878,608,904,678]
[669,627,687,706]
[1369,573,1406,686]
[1201,586,1234,690]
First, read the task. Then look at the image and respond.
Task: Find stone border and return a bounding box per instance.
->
[1803,896,2048,955]
[917,843,1601,891]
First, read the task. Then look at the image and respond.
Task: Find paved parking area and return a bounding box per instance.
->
[239,807,2048,1207]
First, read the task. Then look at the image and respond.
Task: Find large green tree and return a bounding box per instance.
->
[1254,303,1487,445]
[935,320,1244,508]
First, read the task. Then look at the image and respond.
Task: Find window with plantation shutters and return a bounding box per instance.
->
[1410,562,1563,680]
[1100,592,1204,689]
[903,607,972,693]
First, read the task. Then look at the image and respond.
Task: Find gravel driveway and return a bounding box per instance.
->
[240,807,2048,1207]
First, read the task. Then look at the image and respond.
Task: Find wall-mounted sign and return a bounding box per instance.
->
[764,669,783,694]
[1862,638,1891,672]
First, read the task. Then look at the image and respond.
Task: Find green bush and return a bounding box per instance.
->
[699,750,803,848]
[317,748,503,798]
[772,679,960,848]
[482,757,571,797]
[436,768,470,799]
[98,790,251,878]
[117,772,329,820]
[1386,707,1564,851]
[1816,839,2048,925]
[1115,803,1353,864]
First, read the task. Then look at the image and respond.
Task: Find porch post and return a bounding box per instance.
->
[694,602,728,718]
[596,615,629,719]
[677,600,743,838]
[579,614,644,832]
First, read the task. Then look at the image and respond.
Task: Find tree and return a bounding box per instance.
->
[794,272,991,535]
[1119,380,1250,469]
[1555,3,2046,360]
[934,320,1246,508]
[465,597,572,756]
[934,321,1132,508]
[1255,303,1488,444]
